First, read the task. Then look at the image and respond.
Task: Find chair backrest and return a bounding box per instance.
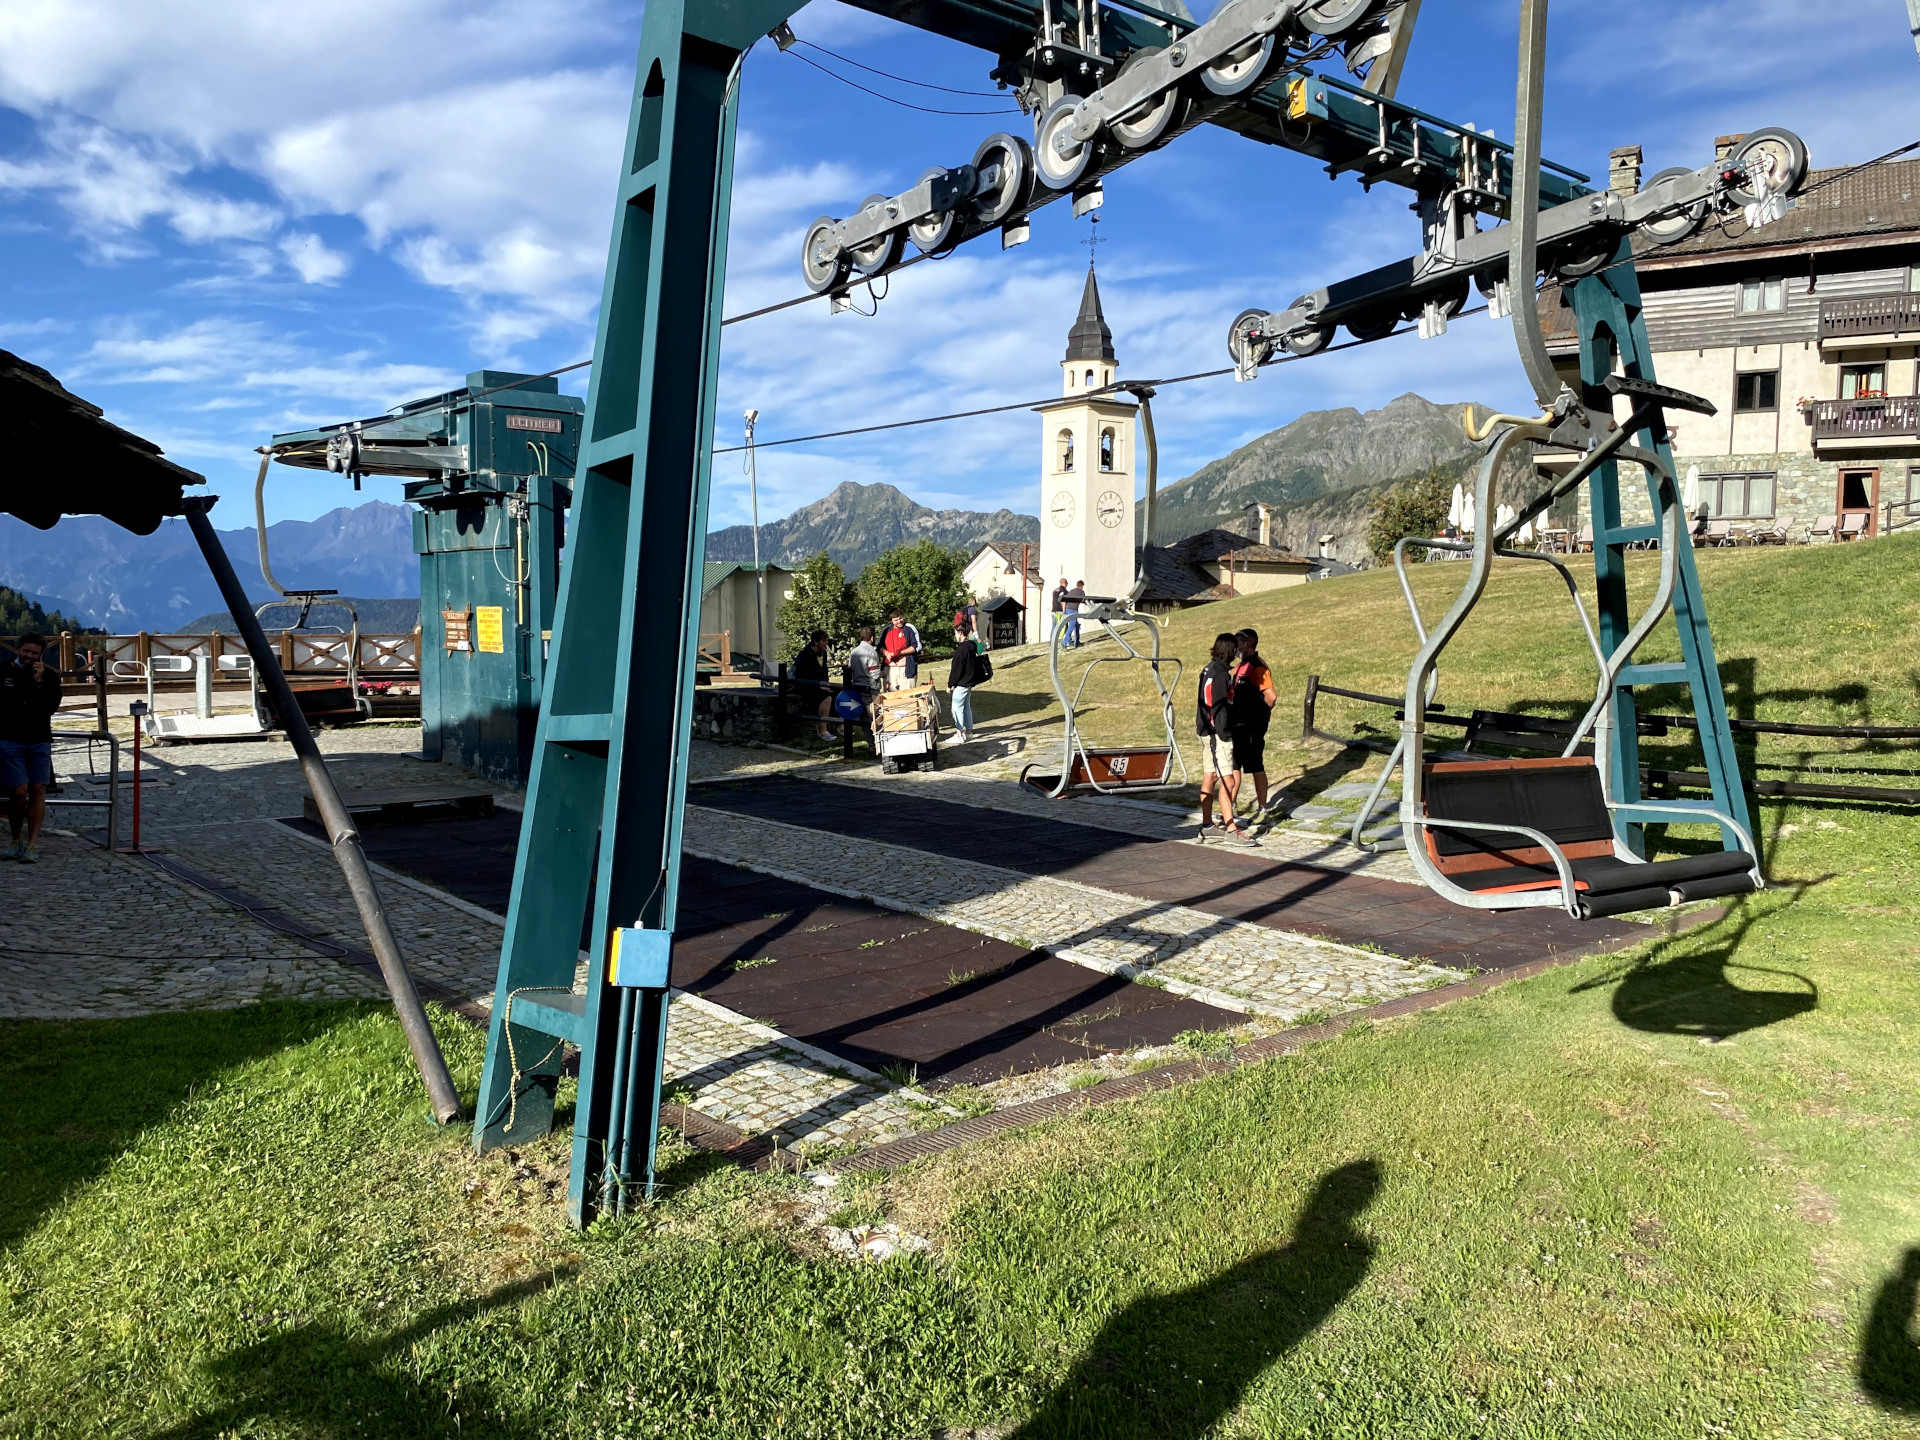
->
[1421,757,1615,876]
[1812,514,1836,535]
[1842,513,1869,535]
[1706,520,1732,539]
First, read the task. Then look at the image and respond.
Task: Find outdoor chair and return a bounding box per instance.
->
[1574,525,1593,553]
[1807,514,1837,542]
[1839,513,1870,541]
[1753,518,1793,545]
[1703,519,1734,546]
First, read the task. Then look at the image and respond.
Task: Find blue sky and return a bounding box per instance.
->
[3,0,1915,529]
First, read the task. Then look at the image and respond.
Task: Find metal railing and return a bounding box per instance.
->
[1,631,421,682]
[1810,395,1920,442]
[1884,497,1920,535]
[42,730,120,849]
[1819,290,1920,345]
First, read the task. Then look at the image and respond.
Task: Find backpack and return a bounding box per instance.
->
[975,651,993,682]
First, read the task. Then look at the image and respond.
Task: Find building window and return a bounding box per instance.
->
[1699,471,1776,520]
[1734,370,1778,412]
[1056,428,1075,472]
[1841,364,1886,400]
[1909,266,1920,293]
[1738,276,1784,313]
[1099,427,1116,472]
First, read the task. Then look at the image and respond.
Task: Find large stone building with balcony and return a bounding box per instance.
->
[1551,143,1920,539]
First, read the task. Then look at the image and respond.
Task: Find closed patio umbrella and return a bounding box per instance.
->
[1684,465,1701,512]
[1448,483,1464,530]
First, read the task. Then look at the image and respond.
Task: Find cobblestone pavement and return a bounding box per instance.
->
[680,733,1426,882]
[684,806,1454,1019]
[0,830,385,1019]
[9,728,931,1150]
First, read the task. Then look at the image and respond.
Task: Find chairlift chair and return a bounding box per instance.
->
[1349,4,1768,921]
[1019,383,1189,799]
[1017,596,1188,798]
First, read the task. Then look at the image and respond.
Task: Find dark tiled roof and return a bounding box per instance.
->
[1638,157,1920,263]
[1,349,202,534]
[977,539,1043,587]
[1064,267,1116,364]
[1165,527,1313,566]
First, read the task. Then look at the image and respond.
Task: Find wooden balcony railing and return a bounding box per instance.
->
[1810,395,1920,443]
[1819,291,1920,345]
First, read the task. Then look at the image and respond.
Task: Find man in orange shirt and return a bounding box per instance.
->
[1228,627,1282,820]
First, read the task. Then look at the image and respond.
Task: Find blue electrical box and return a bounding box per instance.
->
[608,928,672,989]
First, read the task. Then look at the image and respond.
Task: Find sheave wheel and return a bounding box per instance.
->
[801,215,846,294]
[1299,0,1373,36]
[846,195,903,276]
[1638,165,1708,246]
[1201,34,1275,97]
[1034,97,1094,191]
[1727,127,1809,207]
[1344,307,1399,342]
[970,132,1033,225]
[1111,50,1190,150]
[907,167,960,255]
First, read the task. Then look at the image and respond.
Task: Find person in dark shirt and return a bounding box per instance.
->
[1051,580,1068,645]
[1195,633,1253,846]
[946,621,989,743]
[1064,580,1086,648]
[1228,627,1282,819]
[792,630,835,740]
[0,633,62,863]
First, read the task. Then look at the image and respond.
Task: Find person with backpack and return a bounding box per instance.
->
[0,633,61,863]
[1229,627,1282,820]
[1196,633,1254,846]
[947,621,991,743]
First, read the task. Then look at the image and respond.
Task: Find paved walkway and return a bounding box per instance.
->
[691,774,1646,972]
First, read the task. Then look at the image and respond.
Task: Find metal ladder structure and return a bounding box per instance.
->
[476,0,1802,1222]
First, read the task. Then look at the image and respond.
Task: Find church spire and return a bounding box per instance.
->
[1064,265,1115,364]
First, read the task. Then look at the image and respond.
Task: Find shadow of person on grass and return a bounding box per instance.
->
[1005,1159,1382,1440]
[1860,1248,1920,1411]
[147,1268,573,1440]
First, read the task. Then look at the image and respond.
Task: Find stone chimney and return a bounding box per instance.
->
[1608,144,1642,195]
[1715,133,1747,162]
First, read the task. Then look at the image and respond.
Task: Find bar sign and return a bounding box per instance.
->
[506,413,563,433]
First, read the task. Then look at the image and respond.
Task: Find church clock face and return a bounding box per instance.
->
[1096,491,1125,528]
[1050,490,1076,528]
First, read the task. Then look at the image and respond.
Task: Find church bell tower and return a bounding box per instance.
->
[1037,264,1137,602]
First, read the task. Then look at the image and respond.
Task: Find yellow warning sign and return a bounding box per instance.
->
[475,605,506,654]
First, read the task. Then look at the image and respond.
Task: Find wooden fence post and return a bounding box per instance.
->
[1302,673,1320,741]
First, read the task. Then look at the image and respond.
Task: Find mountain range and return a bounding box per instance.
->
[0,502,417,632]
[10,393,1515,631]
[1149,393,1495,563]
[703,481,1038,575]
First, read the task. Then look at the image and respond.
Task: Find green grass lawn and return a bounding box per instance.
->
[8,538,1920,1438]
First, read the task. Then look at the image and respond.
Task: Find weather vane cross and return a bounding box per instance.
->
[1081,211,1103,270]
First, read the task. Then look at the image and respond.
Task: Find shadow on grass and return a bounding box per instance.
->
[1861,1247,1920,1411]
[1570,892,1821,1041]
[0,1003,369,1253]
[149,1269,572,1439]
[1004,1159,1381,1440]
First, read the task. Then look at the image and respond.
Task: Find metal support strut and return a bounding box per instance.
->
[182,496,464,1124]
[472,0,804,1226]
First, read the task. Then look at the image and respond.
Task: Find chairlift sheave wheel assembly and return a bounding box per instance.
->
[1344,306,1399,342]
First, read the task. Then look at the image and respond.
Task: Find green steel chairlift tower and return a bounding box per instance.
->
[270,371,581,785]
[475,0,1805,1223]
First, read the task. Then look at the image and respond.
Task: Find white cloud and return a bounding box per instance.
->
[279,232,349,284]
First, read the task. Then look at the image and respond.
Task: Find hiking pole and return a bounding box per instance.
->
[181,496,464,1125]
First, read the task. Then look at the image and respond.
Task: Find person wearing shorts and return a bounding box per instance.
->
[1229,627,1281,817]
[1195,633,1253,845]
[0,633,61,863]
